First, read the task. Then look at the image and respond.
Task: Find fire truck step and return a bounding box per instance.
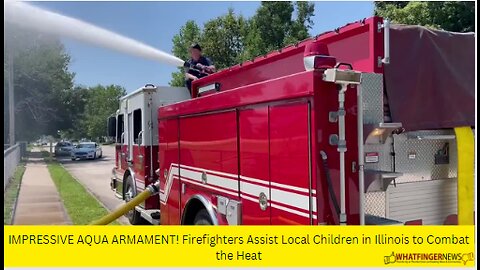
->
[150,212,160,219]
[365,214,403,226]
[135,207,160,225]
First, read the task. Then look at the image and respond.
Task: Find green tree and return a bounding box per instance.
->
[286,1,315,44]
[243,1,295,59]
[170,21,201,86]
[374,1,475,32]
[81,85,126,141]
[201,9,247,69]
[169,72,188,88]
[170,1,316,84]
[60,86,90,140]
[5,25,128,143]
[242,1,315,60]
[4,24,75,142]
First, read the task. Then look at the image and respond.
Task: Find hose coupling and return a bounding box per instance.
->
[146,181,160,195]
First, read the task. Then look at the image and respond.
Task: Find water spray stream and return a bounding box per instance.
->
[4,0,184,67]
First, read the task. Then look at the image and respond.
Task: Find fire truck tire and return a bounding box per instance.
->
[124,176,143,225]
[193,209,212,225]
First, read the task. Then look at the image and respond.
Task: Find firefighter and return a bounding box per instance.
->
[184,43,216,93]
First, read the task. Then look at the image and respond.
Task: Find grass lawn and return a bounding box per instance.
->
[4,163,26,225]
[44,155,120,225]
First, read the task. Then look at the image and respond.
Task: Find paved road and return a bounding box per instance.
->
[56,145,129,225]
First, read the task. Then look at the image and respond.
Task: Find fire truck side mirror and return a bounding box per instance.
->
[107,116,116,138]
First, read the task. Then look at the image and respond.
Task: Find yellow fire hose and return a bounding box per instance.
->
[90,181,159,225]
[454,127,475,225]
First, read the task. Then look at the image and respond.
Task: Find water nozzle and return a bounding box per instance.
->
[183,61,192,68]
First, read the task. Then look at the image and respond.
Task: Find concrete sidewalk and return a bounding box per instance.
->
[13,149,71,225]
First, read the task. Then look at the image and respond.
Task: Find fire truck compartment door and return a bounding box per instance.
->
[269,102,312,225]
[158,118,181,225]
[239,107,270,225]
[179,110,239,224]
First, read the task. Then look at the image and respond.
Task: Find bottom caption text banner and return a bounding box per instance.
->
[4,226,475,267]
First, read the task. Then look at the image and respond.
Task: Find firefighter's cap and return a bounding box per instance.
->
[190,43,202,51]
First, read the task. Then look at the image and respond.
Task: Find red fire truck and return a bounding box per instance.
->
[108,16,475,226]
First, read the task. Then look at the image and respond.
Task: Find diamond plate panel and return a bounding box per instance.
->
[361,73,384,125]
[365,191,386,217]
[363,136,394,192]
[393,130,458,184]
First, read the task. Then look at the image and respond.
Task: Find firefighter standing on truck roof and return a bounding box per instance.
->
[184,43,216,93]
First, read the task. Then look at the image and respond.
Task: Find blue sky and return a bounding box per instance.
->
[33,1,374,92]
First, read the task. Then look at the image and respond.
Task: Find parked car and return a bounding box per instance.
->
[54,141,74,156]
[71,142,103,160]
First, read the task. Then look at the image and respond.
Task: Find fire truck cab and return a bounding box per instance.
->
[108,16,474,226]
[108,84,190,224]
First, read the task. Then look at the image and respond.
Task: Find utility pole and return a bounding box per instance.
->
[7,34,15,146]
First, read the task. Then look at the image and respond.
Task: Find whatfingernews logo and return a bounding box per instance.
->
[384,252,474,265]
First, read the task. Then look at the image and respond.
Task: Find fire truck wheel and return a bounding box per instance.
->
[124,176,142,225]
[193,209,212,225]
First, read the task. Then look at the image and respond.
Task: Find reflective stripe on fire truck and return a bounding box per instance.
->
[159,163,317,220]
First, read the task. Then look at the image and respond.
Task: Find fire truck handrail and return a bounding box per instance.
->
[137,130,144,146]
[357,83,365,225]
[382,19,390,64]
[120,84,156,101]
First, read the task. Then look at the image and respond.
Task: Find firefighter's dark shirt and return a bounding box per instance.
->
[184,56,213,91]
